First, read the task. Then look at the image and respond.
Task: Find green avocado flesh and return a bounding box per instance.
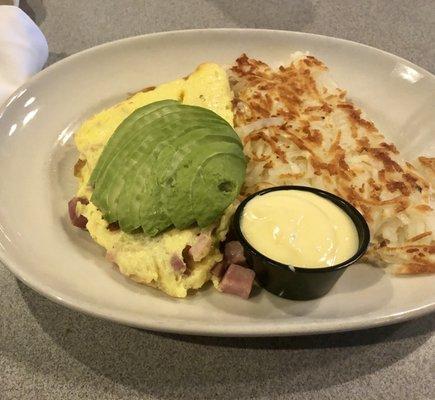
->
[90,100,246,235]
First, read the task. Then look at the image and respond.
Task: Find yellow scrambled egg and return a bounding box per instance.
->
[73,63,234,298]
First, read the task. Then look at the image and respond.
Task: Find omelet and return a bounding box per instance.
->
[72,63,235,298]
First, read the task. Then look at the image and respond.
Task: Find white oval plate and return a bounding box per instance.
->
[0,29,434,336]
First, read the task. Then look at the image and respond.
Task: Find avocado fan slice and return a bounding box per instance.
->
[90,101,246,235]
[139,118,239,234]
[90,100,177,186]
[119,121,222,233]
[158,134,244,231]
[192,153,246,227]
[91,101,179,221]
[117,110,226,232]
[93,106,208,222]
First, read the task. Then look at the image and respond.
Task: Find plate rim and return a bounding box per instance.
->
[1,28,434,112]
[1,28,434,336]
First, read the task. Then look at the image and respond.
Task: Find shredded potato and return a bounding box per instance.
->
[230,53,435,274]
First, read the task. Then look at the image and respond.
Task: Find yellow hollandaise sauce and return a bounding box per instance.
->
[240,190,359,268]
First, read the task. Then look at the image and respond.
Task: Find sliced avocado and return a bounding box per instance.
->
[94,107,207,222]
[192,154,246,227]
[117,111,226,232]
[159,135,244,230]
[91,101,246,236]
[91,101,179,221]
[90,100,177,185]
[144,119,239,233]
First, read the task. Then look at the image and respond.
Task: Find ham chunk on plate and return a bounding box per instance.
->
[220,263,255,299]
[224,241,246,265]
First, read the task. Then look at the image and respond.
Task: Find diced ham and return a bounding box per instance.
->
[211,261,227,279]
[68,197,89,229]
[170,254,186,273]
[219,264,255,299]
[212,241,247,281]
[107,222,120,231]
[224,241,246,265]
[189,233,212,262]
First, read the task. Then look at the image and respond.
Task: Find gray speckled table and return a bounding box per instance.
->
[1,1,435,399]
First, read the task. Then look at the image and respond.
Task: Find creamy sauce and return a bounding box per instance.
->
[241,190,359,268]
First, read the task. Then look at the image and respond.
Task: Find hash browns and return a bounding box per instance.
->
[230,53,435,274]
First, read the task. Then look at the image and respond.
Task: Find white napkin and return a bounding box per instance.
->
[0,5,48,105]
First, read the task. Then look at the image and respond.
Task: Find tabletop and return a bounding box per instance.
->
[1,1,434,399]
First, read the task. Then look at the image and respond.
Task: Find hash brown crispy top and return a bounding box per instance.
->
[230,53,435,274]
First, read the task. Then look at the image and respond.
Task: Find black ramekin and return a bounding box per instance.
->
[233,185,370,300]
